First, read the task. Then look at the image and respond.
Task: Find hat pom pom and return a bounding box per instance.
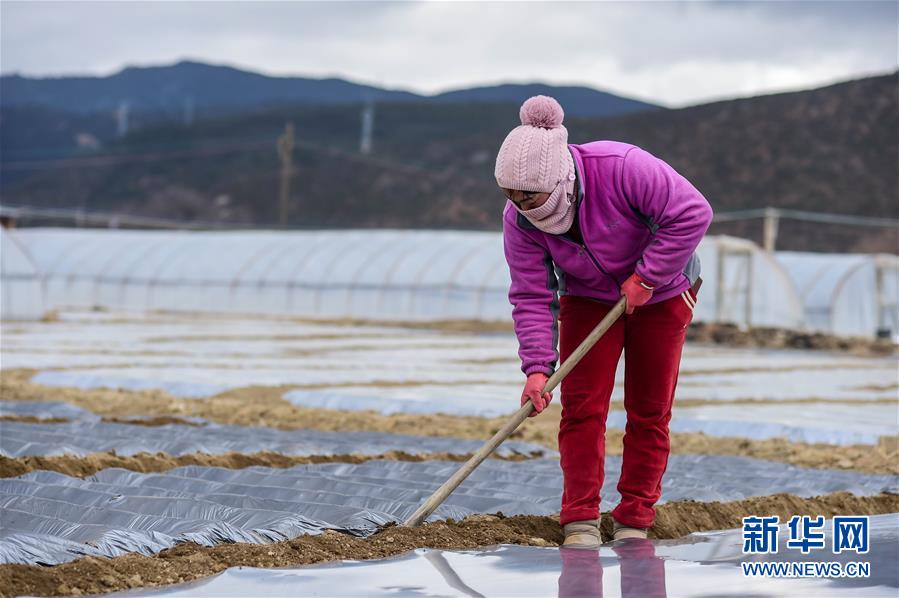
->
[519,95,565,128]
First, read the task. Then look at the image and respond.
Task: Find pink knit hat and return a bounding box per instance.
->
[495,95,576,233]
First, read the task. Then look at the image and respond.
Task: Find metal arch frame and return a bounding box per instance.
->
[51,235,108,298]
[406,240,463,318]
[373,233,436,314]
[751,247,805,328]
[313,233,397,314]
[794,259,834,304]
[89,234,156,308]
[10,229,870,332]
[116,237,184,307]
[226,236,291,303]
[278,234,334,311]
[249,234,315,291]
[715,242,753,327]
[62,236,125,311]
[473,254,509,320]
[874,254,899,334]
[439,236,499,319]
[710,235,804,329]
[144,233,203,310]
[1,228,48,317]
[829,257,879,335]
[284,232,362,313]
[38,233,96,278]
[344,233,417,317]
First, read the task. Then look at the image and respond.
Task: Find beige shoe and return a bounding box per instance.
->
[562,519,602,548]
[611,516,649,540]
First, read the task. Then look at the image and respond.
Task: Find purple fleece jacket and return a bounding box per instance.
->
[502,141,713,376]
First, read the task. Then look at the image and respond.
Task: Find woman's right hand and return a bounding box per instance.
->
[521,372,553,417]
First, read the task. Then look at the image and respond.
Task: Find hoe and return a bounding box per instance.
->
[403,296,627,527]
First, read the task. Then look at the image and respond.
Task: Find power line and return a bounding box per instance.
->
[0,139,275,171]
[3,203,897,233]
[0,204,242,230]
[3,134,897,231]
[711,207,899,228]
[0,132,465,182]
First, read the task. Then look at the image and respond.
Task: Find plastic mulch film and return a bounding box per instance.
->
[0,418,551,459]
[0,401,99,421]
[2,456,897,565]
[133,514,899,597]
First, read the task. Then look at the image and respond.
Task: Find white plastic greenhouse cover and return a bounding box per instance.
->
[0,227,839,334]
[0,227,45,320]
[777,251,899,338]
[692,235,804,330]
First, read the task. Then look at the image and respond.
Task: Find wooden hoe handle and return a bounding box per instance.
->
[402,296,627,527]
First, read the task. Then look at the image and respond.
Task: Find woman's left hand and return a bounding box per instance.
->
[621,272,654,314]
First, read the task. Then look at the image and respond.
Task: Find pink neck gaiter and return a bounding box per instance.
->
[516,176,576,235]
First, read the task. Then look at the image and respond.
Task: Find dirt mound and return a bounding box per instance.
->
[648,491,899,540]
[687,322,896,356]
[137,310,897,354]
[0,449,532,479]
[3,369,897,475]
[2,491,896,598]
[100,416,205,427]
[281,315,897,355]
[0,415,69,424]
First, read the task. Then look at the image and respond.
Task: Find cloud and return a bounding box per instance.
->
[1,1,895,107]
[707,0,897,25]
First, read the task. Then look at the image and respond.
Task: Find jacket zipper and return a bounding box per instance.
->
[558,234,621,288]
[558,166,622,288]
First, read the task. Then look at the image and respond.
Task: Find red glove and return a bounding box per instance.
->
[521,372,553,417]
[620,272,654,315]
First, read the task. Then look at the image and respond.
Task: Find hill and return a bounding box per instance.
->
[0,61,417,115]
[1,61,659,165]
[0,60,657,118]
[431,83,658,117]
[1,72,895,252]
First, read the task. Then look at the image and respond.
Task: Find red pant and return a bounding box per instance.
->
[558,286,697,528]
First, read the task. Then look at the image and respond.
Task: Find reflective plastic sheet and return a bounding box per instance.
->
[128,513,899,597]
[666,402,899,445]
[0,417,549,459]
[4,310,895,446]
[0,400,99,422]
[2,456,896,565]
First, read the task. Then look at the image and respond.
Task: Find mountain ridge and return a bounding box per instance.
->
[1,59,659,118]
[2,71,895,252]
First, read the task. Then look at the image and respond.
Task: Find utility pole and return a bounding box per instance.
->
[762,207,780,252]
[115,101,130,137]
[360,101,374,154]
[277,122,295,226]
[183,96,195,126]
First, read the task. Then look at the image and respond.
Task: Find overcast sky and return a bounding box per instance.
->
[1,0,896,107]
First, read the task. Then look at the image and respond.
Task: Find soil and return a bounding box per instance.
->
[0,416,69,424]
[75,308,895,354]
[686,322,896,356]
[2,490,896,598]
[3,369,897,474]
[0,449,535,479]
[99,416,205,427]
